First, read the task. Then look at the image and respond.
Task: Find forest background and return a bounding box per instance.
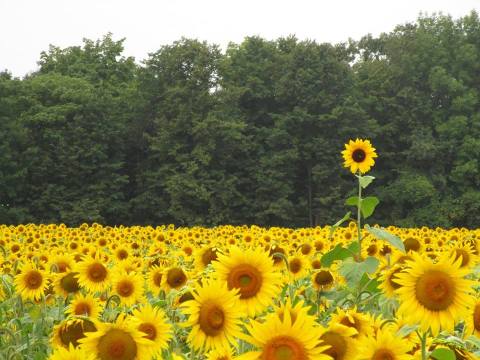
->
[1,12,479,228]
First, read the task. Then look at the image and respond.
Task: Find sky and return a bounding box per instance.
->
[1,0,479,77]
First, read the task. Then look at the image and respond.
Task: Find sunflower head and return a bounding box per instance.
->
[79,314,153,360]
[129,304,172,357]
[341,139,378,174]
[395,253,474,335]
[181,279,243,352]
[52,318,97,349]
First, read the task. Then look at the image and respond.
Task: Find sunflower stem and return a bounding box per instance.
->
[357,173,363,260]
[417,330,428,360]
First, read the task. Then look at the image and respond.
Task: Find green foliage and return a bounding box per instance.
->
[1,12,480,226]
[430,348,456,360]
[365,225,406,253]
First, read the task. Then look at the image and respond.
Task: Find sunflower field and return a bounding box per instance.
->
[1,140,480,360]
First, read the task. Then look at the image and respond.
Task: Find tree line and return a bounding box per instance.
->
[1,11,480,228]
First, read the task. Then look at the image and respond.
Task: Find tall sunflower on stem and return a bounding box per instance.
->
[342,139,378,174]
[341,139,378,258]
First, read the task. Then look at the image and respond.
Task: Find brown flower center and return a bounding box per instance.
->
[87,262,108,282]
[199,301,225,336]
[97,329,137,360]
[61,272,80,293]
[59,319,96,348]
[166,268,187,289]
[372,349,395,360]
[270,247,286,265]
[178,291,194,304]
[314,271,334,287]
[301,244,312,255]
[320,331,347,360]
[367,244,378,256]
[404,237,420,252]
[139,322,157,340]
[25,270,43,289]
[74,302,92,316]
[201,248,218,266]
[227,264,262,299]
[56,261,70,273]
[415,270,455,311]
[117,249,128,260]
[153,271,163,287]
[263,336,306,360]
[116,280,134,297]
[352,149,366,163]
[289,259,302,274]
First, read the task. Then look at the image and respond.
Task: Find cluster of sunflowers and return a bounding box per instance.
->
[0,139,479,360]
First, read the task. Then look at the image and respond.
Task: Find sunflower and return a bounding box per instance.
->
[213,246,282,316]
[378,264,405,298]
[14,262,49,301]
[319,322,358,360]
[355,328,413,360]
[330,307,373,339]
[112,271,145,307]
[129,304,172,358]
[147,265,164,294]
[403,236,423,253]
[464,298,480,337]
[448,242,479,270]
[194,247,219,272]
[48,343,96,360]
[287,255,309,280]
[395,253,474,335]
[236,308,330,360]
[79,314,153,360]
[181,279,243,352]
[272,299,317,328]
[206,347,235,360]
[48,253,75,273]
[51,318,97,349]
[66,293,102,319]
[54,271,81,297]
[341,139,378,174]
[161,266,189,292]
[75,255,111,293]
[311,268,338,292]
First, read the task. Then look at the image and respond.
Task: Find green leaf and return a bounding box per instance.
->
[345,196,359,206]
[329,211,351,239]
[347,241,360,254]
[430,348,456,360]
[466,335,480,349]
[359,273,380,293]
[321,244,353,267]
[361,196,380,218]
[359,175,375,189]
[339,256,379,285]
[332,211,352,228]
[395,324,419,338]
[28,306,42,320]
[363,256,380,273]
[365,225,406,253]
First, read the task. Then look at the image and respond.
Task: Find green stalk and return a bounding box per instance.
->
[417,330,428,360]
[357,173,363,260]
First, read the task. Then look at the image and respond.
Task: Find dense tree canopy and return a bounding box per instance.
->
[1,12,480,227]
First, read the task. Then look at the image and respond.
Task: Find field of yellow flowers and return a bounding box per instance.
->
[1,140,480,360]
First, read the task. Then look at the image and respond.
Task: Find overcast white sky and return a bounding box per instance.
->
[1,0,478,77]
